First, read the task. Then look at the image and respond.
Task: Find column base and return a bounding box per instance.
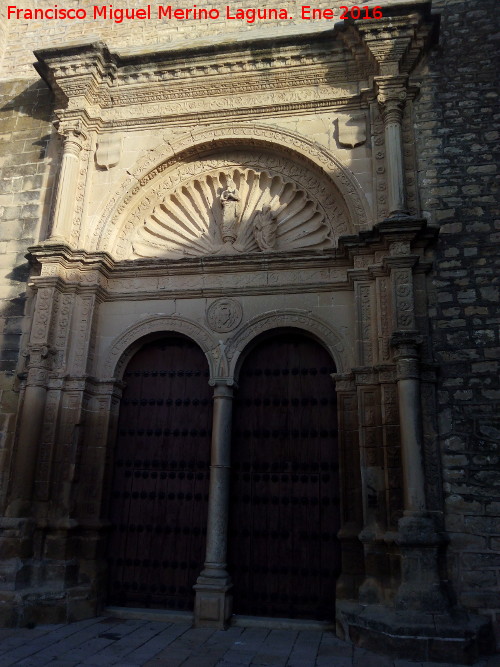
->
[336,601,494,664]
[194,576,233,629]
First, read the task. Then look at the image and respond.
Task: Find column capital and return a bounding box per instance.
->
[23,343,54,363]
[57,117,86,136]
[209,378,236,393]
[57,119,87,151]
[331,372,355,393]
[391,330,423,351]
[391,332,423,381]
[375,77,408,125]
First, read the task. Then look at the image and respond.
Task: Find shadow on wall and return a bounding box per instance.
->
[0,76,57,376]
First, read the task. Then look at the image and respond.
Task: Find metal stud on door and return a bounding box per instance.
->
[107,337,212,611]
[229,332,340,620]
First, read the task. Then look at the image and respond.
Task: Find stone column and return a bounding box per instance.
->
[50,121,86,242]
[6,345,52,517]
[376,78,408,217]
[393,337,426,515]
[194,380,233,629]
[391,333,448,611]
[355,374,389,605]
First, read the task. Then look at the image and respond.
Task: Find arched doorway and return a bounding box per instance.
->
[106,335,212,611]
[228,331,340,620]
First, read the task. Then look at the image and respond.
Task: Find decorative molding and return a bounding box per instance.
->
[370,100,388,220]
[93,124,371,255]
[131,161,340,259]
[226,309,351,377]
[101,314,218,378]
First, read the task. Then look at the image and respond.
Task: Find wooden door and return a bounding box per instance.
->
[107,336,212,611]
[228,332,340,620]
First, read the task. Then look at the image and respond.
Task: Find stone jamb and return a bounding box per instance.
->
[333,372,365,605]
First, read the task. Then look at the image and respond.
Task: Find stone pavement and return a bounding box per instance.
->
[0,616,498,667]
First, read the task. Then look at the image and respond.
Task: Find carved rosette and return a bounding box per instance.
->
[207,299,243,333]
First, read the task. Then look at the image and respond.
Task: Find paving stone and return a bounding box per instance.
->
[0,618,497,666]
[143,647,192,666]
[353,648,394,666]
[77,621,169,665]
[124,623,191,663]
[316,658,352,667]
[220,648,255,665]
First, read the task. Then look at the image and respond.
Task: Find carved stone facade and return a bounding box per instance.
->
[0,1,498,663]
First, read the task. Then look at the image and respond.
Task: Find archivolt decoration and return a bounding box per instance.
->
[225,309,352,377]
[132,162,342,259]
[92,124,372,255]
[100,315,218,378]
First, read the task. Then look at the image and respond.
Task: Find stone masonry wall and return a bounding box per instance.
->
[0,80,56,509]
[0,0,498,644]
[414,0,500,645]
[0,0,404,78]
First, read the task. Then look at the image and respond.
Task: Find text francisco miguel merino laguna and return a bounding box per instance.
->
[7,4,363,23]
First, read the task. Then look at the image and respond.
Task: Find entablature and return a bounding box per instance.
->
[27,217,436,299]
[34,4,437,128]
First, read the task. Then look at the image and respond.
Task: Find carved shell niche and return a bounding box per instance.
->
[132,167,338,258]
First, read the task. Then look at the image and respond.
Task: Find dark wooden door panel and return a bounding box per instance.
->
[107,337,212,611]
[229,333,340,620]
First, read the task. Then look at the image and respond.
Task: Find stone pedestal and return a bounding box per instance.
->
[337,600,494,664]
[395,514,448,612]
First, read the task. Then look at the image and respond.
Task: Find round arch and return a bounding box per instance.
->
[91,123,372,253]
[226,309,351,379]
[100,315,218,379]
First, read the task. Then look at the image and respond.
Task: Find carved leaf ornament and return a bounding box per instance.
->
[132,165,344,258]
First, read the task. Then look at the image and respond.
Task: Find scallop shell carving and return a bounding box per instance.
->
[132,168,335,258]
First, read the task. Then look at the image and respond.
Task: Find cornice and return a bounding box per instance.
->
[33,3,438,121]
[61,91,365,133]
[27,218,436,284]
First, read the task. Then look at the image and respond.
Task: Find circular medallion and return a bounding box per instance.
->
[207,298,243,333]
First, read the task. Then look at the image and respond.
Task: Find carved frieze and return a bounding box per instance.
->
[356,282,374,366]
[393,269,415,330]
[376,276,392,363]
[98,85,360,125]
[370,101,388,220]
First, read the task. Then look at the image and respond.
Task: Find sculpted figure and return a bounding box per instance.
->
[219,176,240,244]
[253,205,278,251]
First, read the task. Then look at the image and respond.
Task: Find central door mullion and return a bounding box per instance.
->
[194,380,234,628]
